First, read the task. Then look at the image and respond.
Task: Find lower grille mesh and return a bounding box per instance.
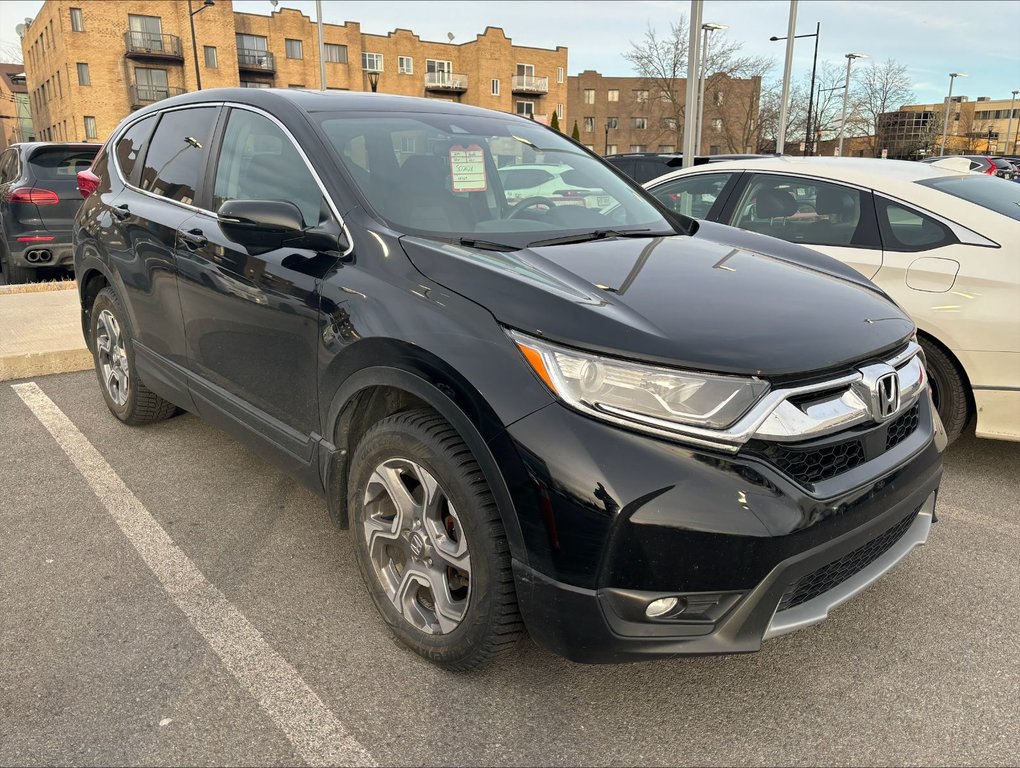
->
[767,439,866,485]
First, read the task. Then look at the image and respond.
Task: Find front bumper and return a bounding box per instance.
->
[499,393,944,663]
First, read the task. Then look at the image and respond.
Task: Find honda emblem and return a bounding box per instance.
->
[875,372,899,420]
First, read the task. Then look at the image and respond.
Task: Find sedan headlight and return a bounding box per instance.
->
[510,331,769,434]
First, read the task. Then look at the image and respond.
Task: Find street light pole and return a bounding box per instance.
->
[681,0,704,168]
[187,0,214,92]
[776,0,798,154]
[837,52,867,157]
[1005,89,1018,156]
[316,0,326,90]
[604,121,610,155]
[770,22,820,156]
[696,23,727,156]
[939,72,966,156]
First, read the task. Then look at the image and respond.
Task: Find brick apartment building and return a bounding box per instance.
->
[878,95,1020,160]
[19,0,568,143]
[0,64,34,149]
[567,70,761,156]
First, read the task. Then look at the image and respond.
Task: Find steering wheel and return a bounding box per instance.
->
[508,196,557,219]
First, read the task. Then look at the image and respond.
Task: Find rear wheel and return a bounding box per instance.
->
[90,287,177,425]
[348,409,524,670]
[0,242,35,284]
[920,337,969,444]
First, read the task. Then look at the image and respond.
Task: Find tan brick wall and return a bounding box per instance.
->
[20,2,567,144]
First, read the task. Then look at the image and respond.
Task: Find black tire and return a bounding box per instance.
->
[348,409,524,670]
[90,287,177,425]
[0,241,35,285]
[920,337,969,444]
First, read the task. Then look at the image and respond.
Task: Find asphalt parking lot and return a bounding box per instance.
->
[2,370,1018,767]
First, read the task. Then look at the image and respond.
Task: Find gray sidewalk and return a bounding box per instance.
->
[0,283,91,382]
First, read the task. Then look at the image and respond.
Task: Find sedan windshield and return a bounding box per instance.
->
[315,111,684,248]
[917,174,1020,222]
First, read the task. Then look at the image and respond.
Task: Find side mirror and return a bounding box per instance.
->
[217,199,305,247]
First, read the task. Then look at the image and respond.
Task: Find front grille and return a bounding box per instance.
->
[767,439,866,485]
[777,508,920,612]
[885,402,920,451]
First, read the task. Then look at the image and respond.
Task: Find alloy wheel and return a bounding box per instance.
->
[96,308,130,406]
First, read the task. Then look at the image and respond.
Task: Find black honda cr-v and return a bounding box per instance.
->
[74,90,945,669]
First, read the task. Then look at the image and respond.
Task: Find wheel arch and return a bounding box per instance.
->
[915,326,975,420]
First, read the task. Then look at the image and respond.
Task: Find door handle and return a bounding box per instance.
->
[179,228,207,249]
[111,203,130,221]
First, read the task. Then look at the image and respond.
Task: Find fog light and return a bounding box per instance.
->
[645,597,680,618]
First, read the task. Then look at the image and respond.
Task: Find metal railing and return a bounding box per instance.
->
[124,31,183,59]
[511,75,549,93]
[424,72,468,91]
[237,48,276,72]
[130,84,186,107]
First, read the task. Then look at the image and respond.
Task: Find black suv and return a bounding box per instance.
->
[74,90,944,669]
[0,142,98,283]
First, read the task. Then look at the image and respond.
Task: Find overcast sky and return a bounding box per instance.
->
[2,1,1017,104]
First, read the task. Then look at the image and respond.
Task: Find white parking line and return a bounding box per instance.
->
[12,381,375,768]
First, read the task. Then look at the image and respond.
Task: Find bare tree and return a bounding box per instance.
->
[854,58,914,155]
[0,41,24,65]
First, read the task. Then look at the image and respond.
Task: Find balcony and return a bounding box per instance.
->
[511,75,548,94]
[424,72,468,92]
[124,31,184,61]
[130,84,186,108]
[237,49,276,73]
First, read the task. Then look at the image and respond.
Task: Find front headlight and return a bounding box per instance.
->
[510,331,769,434]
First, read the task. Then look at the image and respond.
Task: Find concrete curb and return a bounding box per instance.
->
[0,286,91,382]
[0,348,94,382]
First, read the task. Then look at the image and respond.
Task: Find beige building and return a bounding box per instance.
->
[19,0,568,144]
[567,70,761,156]
[878,95,1020,160]
[0,64,34,149]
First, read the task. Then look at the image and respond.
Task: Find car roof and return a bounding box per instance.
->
[648,156,965,188]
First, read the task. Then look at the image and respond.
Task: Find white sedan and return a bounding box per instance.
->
[645,157,1020,443]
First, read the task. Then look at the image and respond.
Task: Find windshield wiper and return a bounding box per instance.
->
[526,228,671,248]
[456,237,521,252]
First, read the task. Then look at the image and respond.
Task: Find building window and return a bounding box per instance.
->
[658,145,675,152]
[515,100,534,117]
[362,52,383,72]
[398,56,413,74]
[629,144,647,152]
[631,117,648,130]
[557,66,564,83]
[583,144,595,150]
[324,43,347,64]
[556,103,564,118]
[633,89,649,103]
[712,118,723,132]
[583,116,595,132]
[288,84,305,89]
[491,79,500,96]
[204,46,217,68]
[241,80,270,88]
[661,117,678,130]
[69,7,84,32]
[76,62,90,86]
[285,39,303,59]
[714,91,724,106]
[583,89,595,104]
[659,90,673,102]
[606,116,618,129]
[607,88,619,102]
[606,144,618,154]
[128,15,164,51]
[83,116,97,139]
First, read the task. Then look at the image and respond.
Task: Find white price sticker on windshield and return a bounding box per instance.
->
[449,145,487,192]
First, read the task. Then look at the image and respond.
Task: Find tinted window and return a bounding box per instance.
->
[139,107,218,205]
[917,174,1020,222]
[0,149,18,183]
[876,198,955,251]
[212,108,323,228]
[27,147,99,181]
[115,115,157,184]
[650,172,735,218]
[731,174,866,247]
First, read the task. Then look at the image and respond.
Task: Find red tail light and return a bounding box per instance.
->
[77,169,101,198]
[9,186,60,205]
[983,157,997,175]
[16,235,56,242]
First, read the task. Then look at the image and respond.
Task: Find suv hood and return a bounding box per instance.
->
[400,231,913,379]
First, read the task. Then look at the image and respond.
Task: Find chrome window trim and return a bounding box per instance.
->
[110,100,354,256]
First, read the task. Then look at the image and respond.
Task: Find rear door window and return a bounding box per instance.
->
[649,172,737,219]
[27,147,99,181]
[115,115,157,185]
[139,106,219,206]
[875,197,956,251]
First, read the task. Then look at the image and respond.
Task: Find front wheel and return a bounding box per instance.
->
[348,409,524,670]
[920,337,969,444]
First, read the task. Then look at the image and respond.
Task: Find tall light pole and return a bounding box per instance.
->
[770,22,819,156]
[681,0,704,167]
[837,52,867,157]
[776,0,798,154]
[939,72,966,156]
[696,23,727,156]
[1005,89,1018,156]
[315,0,326,90]
[188,0,214,92]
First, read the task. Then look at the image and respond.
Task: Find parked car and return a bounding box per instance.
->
[74,90,943,669]
[605,152,773,183]
[644,156,1020,443]
[920,154,1017,180]
[0,142,99,283]
[496,163,613,208]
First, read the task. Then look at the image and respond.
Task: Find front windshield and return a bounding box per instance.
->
[315,111,681,248]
